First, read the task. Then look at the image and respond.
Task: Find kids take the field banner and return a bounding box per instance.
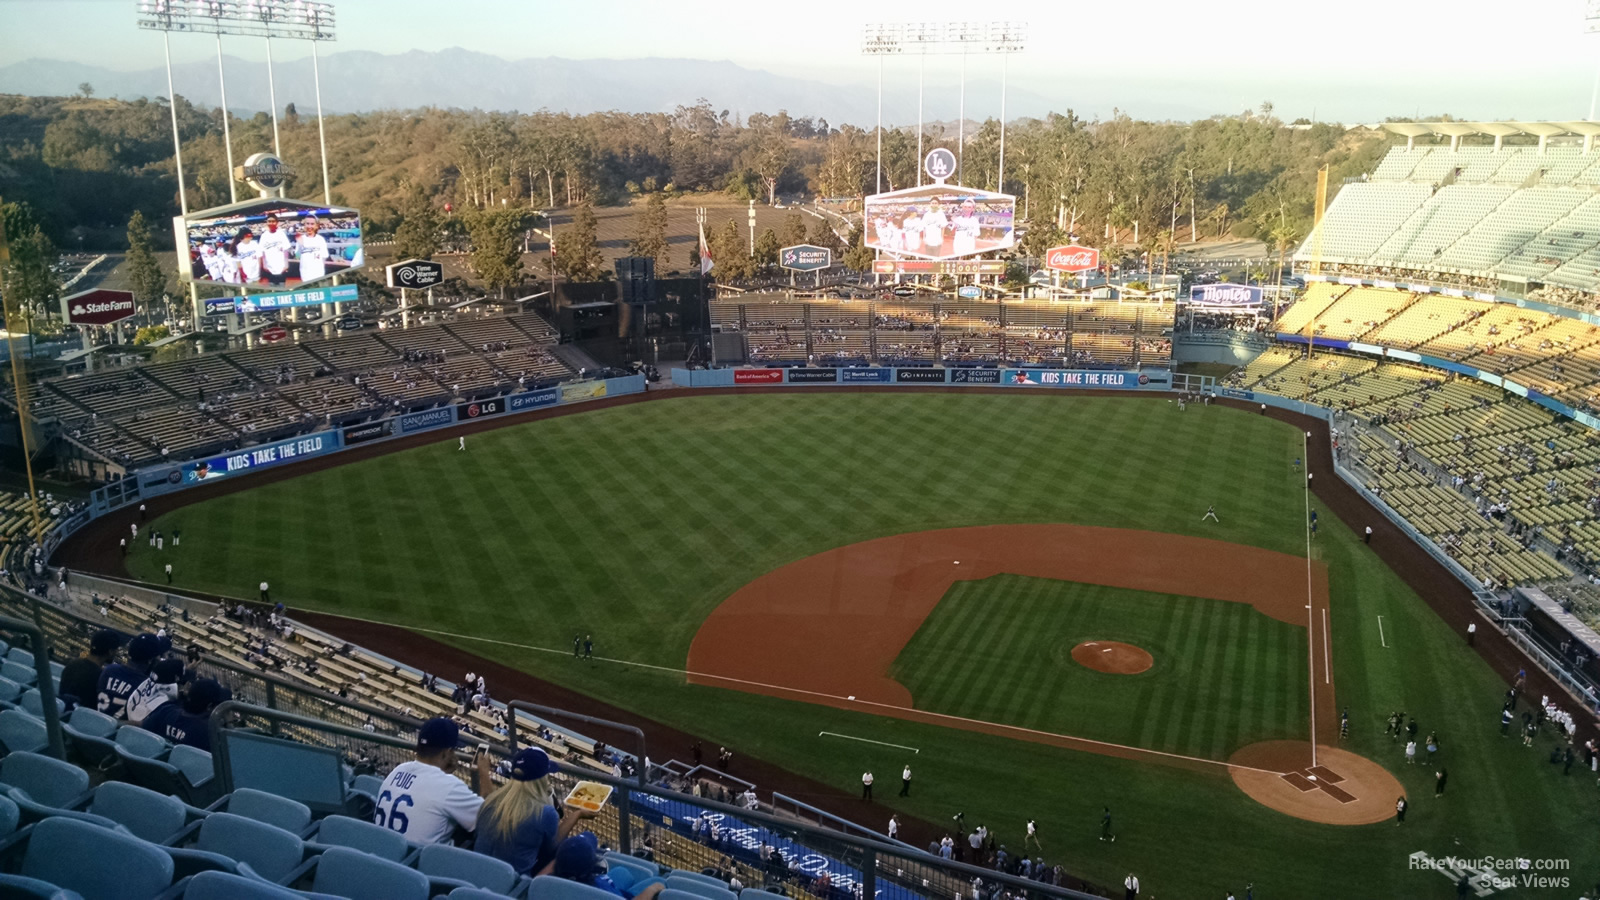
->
[180,432,337,484]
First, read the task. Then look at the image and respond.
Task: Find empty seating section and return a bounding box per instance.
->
[712,296,1175,368]
[22,312,571,468]
[1296,145,1600,298]
[1361,295,1481,348]
[1412,303,1542,360]
[1273,283,1344,334]
[1305,287,1414,341]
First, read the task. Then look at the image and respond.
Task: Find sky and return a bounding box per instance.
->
[0,0,1594,122]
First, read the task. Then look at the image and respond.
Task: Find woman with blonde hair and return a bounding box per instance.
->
[474,746,594,876]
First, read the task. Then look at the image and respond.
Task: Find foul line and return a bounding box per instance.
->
[1322,607,1331,685]
[306,609,1286,777]
[1303,429,1318,769]
[1377,615,1388,649]
[819,732,919,753]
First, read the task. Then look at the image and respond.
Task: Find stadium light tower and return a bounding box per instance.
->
[985,21,1026,193]
[1588,0,1600,120]
[861,24,903,195]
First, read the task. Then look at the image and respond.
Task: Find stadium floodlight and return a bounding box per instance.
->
[862,24,904,195]
[1588,0,1600,120]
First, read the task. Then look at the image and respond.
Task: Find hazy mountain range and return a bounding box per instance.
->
[0,48,1079,127]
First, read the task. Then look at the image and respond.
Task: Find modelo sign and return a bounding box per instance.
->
[1044,245,1100,273]
[60,289,136,326]
[778,245,832,272]
[386,258,445,289]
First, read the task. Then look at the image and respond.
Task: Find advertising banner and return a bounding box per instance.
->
[895,368,948,383]
[733,369,784,385]
[180,431,335,484]
[203,297,239,317]
[456,398,507,421]
[785,368,838,383]
[562,381,608,402]
[872,259,1006,276]
[1044,245,1100,273]
[341,421,392,445]
[400,409,454,434]
[778,245,833,272]
[509,388,560,411]
[864,184,1015,260]
[951,368,1002,384]
[175,197,363,289]
[385,258,445,289]
[239,283,359,313]
[60,289,136,326]
[840,368,891,383]
[1188,283,1263,306]
[1004,370,1149,389]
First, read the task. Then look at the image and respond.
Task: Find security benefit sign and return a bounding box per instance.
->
[950,368,1001,384]
[181,432,335,483]
[778,245,833,272]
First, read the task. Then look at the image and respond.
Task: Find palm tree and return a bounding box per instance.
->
[1208,202,1230,239]
[1270,223,1301,292]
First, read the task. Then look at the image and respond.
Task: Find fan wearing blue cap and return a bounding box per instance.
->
[475,746,595,876]
[95,632,164,721]
[371,717,494,845]
[552,831,665,900]
[141,677,231,752]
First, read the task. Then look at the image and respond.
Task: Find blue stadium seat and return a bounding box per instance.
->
[448,888,520,900]
[17,816,174,900]
[62,708,120,769]
[0,794,19,837]
[0,752,91,809]
[350,773,383,796]
[8,647,34,668]
[116,746,217,807]
[0,674,26,705]
[739,889,785,899]
[48,662,63,683]
[665,874,737,900]
[177,869,345,900]
[87,781,192,844]
[20,689,64,720]
[168,746,215,796]
[306,846,429,900]
[603,852,658,883]
[0,709,49,755]
[211,788,311,836]
[2,660,37,686]
[309,814,413,863]
[63,707,117,739]
[169,812,315,885]
[115,725,170,760]
[662,888,720,900]
[0,872,85,900]
[527,875,620,900]
[417,842,520,895]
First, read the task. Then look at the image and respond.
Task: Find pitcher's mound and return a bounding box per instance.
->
[1070,640,1153,674]
[1229,741,1404,825]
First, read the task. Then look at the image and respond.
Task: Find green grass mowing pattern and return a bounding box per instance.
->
[891,576,1309,760]
[126,393,1600,898]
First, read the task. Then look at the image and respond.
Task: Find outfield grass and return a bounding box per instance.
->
[892,576,1310,759]
[129,394,1599,898]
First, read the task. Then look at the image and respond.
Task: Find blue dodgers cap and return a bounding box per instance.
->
[417,717,460,751]
[509,747,557,781]
[89,630,124,656]
[553,832,601,879]
[127,633,163,664]
[182,678,230,714]
[150,657,185,685]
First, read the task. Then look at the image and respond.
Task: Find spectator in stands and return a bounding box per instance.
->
[474,747,595,876]
[552,832,665,899]
[96,632,164,720]
[58,629,121,708]
[374,716,493,844]
[126,657,185,726]
[142,677,230,751]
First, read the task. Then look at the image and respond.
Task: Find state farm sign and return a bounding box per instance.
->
[1044,245,1100,273]
[60,289,136,326]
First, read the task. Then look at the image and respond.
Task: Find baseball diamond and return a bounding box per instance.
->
[49,390,1594,899]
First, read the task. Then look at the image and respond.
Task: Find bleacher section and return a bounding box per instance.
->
[712,295,1174,368]
[27,313,572,471]
[1296,144,1600,299]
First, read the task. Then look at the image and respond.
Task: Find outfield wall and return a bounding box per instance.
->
[671,366,1174,390]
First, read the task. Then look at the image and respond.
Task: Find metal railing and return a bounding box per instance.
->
[210,702,1100,900]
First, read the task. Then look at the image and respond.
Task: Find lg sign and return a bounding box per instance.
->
[1044,245,1100,273]
[59,289,136,326]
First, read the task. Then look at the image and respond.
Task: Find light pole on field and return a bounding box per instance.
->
[1587,0,1600,122]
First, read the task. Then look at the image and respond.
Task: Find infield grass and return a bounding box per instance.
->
[128,393,1599,899]
[892,576,1310,759]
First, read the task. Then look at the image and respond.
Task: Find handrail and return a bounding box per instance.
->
[0,599,67,759]
[505,699,646,787]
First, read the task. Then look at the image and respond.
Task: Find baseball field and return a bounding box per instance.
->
[112,392,1595,898]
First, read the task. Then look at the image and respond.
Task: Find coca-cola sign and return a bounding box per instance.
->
[1044,245,1100,273]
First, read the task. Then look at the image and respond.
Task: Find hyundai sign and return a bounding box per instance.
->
[1188,283,1264,307]
[778,245,832,272]
[1044,245,1100,273]
[60,288,136,326]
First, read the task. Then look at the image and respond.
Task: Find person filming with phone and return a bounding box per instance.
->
[373,717,495,844]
